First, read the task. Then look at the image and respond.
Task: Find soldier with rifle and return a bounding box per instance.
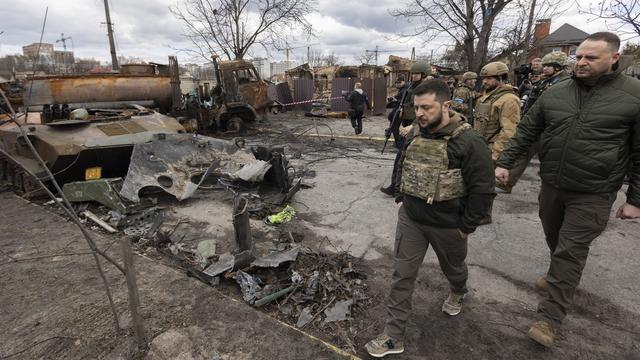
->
[380,62,431,196]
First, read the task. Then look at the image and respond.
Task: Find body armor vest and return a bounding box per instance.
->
[400,123,470,204]
[473,87,514,142]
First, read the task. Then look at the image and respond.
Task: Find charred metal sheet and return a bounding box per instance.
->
[296,306,314,328]
[233,196,252,252]
[235,270,263,304]
[119,133,256,202]
[330,78,353,112]
[251,247,300,268]
[323,299,353,323]
[203,253,235,277]
[293,79,314,111]
[252,146,290,193]
[62,178,130,213]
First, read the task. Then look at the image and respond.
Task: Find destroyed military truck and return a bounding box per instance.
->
[187,55,275,133]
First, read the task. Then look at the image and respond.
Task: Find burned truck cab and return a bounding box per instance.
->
[209,56,272,132]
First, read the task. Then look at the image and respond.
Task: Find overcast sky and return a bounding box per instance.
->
[0,0,631,66]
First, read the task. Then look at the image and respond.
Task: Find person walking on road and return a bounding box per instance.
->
[495,32,640,347]
[365,79,494,358]
[344,82,371,135]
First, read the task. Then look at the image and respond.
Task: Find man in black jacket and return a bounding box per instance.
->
[344,82,371,134]
[365,79,494,358]
[496,32,640,347]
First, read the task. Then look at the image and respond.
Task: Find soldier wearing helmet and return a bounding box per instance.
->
[508,51,571,192]
[381,61,432,196]
[474,62,522,197]
[475,62,520,161]
[521,52,569,115]
[451,71,478,119]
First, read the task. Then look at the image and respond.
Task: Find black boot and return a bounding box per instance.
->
[380,184,395,196]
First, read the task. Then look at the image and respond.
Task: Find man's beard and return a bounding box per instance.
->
[428,110,443,130]
[484,83,498,92]
[419,109,443,133]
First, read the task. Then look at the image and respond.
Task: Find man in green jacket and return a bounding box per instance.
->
[496,32,640,347]
[366,79,494,358]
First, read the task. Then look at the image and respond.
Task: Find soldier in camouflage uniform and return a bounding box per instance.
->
[365,80,494,358]
[474,62,523,194]
[380,62,431,196]
[505,51,571,192]
[451,71,477,120]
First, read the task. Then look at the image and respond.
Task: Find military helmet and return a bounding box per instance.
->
[410,61,431,76]
[462,71,477,81]
[541,51,567,67]
[479,62,509,77]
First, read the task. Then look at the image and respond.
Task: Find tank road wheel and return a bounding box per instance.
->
[228,116,247,135]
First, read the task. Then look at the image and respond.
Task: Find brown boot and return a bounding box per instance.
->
[535,274,548,292]
[528,320,556,347]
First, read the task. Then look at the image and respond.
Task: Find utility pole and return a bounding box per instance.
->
[522,0,537,63]
[56,33,72,51]
[365,45,403,65]
[56,33,73,74]
[103,0,119,71]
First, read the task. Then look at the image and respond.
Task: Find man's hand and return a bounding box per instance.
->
[399,125,413,137]
[495,167,509,185]
[457,229,468,239]
[616,202,640,219]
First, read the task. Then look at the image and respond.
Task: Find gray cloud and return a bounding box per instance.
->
[0,1,627,67]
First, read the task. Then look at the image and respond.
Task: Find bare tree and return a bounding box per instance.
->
[307,49,341,67]
[438,44,468,70]
[323,52,341,66]
[355,51,377,65]
[170,0,316,61]
[493,0,566,66]
[581,0,640,40]
[391,0,516,72]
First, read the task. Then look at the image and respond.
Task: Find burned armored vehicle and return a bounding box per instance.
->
[0,106,186,194]
[187,56,275,133]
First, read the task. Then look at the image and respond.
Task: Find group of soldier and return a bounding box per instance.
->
[366,31,640,358]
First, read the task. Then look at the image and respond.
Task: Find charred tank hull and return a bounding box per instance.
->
[0,109,186,193]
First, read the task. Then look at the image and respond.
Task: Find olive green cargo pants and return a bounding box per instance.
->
[537,182,617,326]
[384,206,469,340]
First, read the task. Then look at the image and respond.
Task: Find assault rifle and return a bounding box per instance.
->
[382,81,412,154]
